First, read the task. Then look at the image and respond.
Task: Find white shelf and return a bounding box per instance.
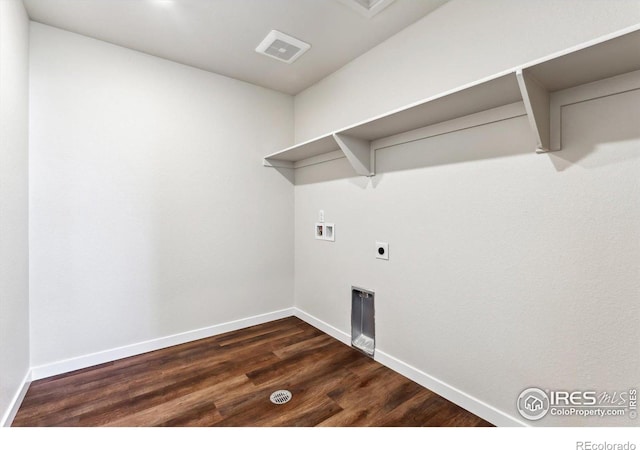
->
[518,25,640,152]
[264,25,640,175]
[264,134,337,164]
[522,26,640,93]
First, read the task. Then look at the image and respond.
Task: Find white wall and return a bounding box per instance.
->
[295,0,640,141]
[29,23,294,368]
[0,0,30,426]
[293,0,640,426]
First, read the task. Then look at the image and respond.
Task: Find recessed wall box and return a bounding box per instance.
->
[324,223,335,241]
[351,287,375,357]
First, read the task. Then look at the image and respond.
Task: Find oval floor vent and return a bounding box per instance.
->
[270,390,292,405]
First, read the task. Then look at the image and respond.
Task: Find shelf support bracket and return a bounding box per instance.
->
[516,69,553,153]
[333,133,375,176]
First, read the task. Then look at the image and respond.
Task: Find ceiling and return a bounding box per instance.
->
[23,0,448,95]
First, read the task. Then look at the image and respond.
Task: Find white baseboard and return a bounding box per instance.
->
[293,307,526,427]
[30,308,295,381]
[19,306,524,427]
[374,350,527,427]
[293,308,351,346]
[1,370,32,427]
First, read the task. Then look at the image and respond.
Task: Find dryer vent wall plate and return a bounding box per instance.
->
[351,286,375,357]
[256,30,311,64]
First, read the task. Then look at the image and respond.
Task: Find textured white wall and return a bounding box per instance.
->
[29,24,294,367]
[0,0,30,425]
[293,0,640,426]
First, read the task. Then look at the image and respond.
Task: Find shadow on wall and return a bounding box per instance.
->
[273,166,295,184]
[548,91,640,172]
[549,138,640,172]
[293,156,357,185]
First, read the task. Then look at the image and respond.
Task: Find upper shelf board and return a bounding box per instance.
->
[264,24,640,171]
[523,27,640,92]
[264,72,521,165]
[344,74,521,142]
[264,134,337,163]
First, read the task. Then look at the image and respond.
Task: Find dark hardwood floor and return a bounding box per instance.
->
[13,317,493,427]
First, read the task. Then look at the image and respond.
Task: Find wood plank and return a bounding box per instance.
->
[12,317,493,427]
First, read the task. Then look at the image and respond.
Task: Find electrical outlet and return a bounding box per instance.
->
[376,242,389,260]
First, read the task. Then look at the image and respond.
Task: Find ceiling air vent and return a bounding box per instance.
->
[255,30,311,64]
[337,0,396,18]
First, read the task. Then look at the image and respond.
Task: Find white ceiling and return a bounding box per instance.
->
[23,0,448,95]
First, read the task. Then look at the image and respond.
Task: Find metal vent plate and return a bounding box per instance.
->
[256,30,310,64]
[270,390,292,405]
